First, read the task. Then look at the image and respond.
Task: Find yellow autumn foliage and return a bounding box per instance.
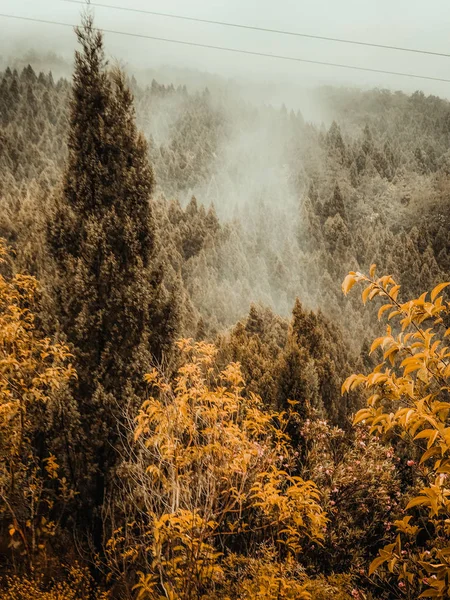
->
[0,239,76,568]
[343,266,450,598]
[109,339,327,599]
[1,564,109,599]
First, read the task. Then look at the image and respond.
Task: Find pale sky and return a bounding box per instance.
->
[1,0,450,99]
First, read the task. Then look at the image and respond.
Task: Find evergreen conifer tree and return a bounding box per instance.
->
[322,182,346,220]
[47,14,178,533]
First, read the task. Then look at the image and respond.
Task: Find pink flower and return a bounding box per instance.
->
[398,581,405,588]
[407,460,415,466]
[330,500,335,505]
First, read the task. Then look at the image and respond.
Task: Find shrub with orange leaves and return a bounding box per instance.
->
[343,266,450,598]
[0,239,76,570]
[1,564,109,599]
[108,339,327,599]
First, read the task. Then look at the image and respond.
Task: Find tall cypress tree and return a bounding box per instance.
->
[47,14,178,528]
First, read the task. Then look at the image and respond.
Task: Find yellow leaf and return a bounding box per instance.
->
[406,496,430,509]
[420,590,441,597]
[389,285,401,301]
[431,282,450,302]
[362,285,373,305]
[414,429,435,441]
[378,304,393,320]
[370,337,384,354]
[388,310,401,321]
[342,274,357,295]
[353,409,373,425]
[369,555,387,575]
[419,446,441,464]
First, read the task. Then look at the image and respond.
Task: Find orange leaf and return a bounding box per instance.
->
[431,282,450,302]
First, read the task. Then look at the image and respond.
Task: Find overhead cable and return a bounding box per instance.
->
[1,13,450,84]
[62,0,450,59]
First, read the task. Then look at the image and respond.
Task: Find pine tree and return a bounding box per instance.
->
[47,14,178,532]
[322,183,346,220]
[277,336,321,417]
[326,120,346,162]
[289,299,356,424]
[362,124,374,156]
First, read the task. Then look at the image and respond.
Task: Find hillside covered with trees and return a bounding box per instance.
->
[2,12,450,600]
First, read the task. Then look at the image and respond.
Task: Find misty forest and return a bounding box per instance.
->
[3,9,450,600]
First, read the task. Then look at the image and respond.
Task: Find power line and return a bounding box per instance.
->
[61,0,450,60]
[1,12,450,84]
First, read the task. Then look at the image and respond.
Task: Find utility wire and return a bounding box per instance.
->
[1,12,450,84]
[61,0,450,60]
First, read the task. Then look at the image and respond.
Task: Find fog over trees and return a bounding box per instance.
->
[2,7,450,600]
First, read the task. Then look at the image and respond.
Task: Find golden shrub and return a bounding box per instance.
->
[343,267,450,598]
